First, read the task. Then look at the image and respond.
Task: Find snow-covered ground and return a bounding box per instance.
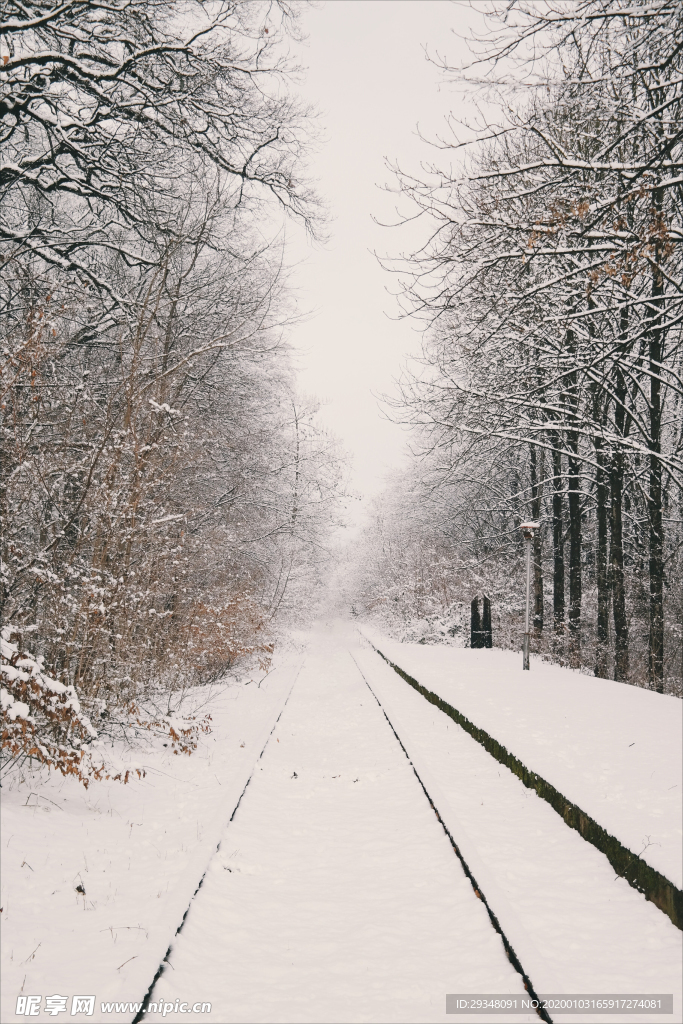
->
[1,657,301,1024]
[2,622,681,1024]
[146,624,534,1024]
[361,629,683,889]
[352,638,682,1024]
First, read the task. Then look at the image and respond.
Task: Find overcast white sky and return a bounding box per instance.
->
[286,0,485,522]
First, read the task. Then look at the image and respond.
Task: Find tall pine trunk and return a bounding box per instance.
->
[607,272,635,683]
[562,320,582,669]
[483,595,493,648]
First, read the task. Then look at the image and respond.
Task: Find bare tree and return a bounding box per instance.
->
[375,0,683,691]
[1,2,348,780]
[0,1,319,296]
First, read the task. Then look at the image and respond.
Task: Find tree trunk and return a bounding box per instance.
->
[610,293,632,684]
[567,432,582,668]
[648,187,665,692]
[592,376,609,679]
[610,446,629,682]
[594,440,610,679]
[551,439,565,637]
[530,444,544,632]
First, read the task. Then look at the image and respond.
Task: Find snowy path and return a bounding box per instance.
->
[145,626,536,1024]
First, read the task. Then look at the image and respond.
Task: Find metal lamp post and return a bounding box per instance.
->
[519,522,538,670]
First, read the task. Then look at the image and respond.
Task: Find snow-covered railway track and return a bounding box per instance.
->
[132,664,303,1024]
[347,650,552,1023]
[351,643,682,1024]
[124,627,680,1023]
[138,627,540,1023]
[3,625,678,1023]
[363,636,682,931]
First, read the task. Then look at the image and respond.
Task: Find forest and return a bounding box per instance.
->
[2,7,681,1022]
[2,0,682,790]
[1,0,345,781]
[354,0,683,697]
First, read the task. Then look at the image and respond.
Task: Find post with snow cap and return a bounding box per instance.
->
[520,522,539,670]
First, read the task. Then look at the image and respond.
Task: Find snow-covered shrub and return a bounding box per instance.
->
[1,625,101,785]
[0,0,344,764]
[1,626,216,783]
[186,599,274,680]
[100,688,214,758]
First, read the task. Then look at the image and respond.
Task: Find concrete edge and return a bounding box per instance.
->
[366,638,682,932]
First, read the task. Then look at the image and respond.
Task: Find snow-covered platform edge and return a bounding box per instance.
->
[361,632,683,932]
